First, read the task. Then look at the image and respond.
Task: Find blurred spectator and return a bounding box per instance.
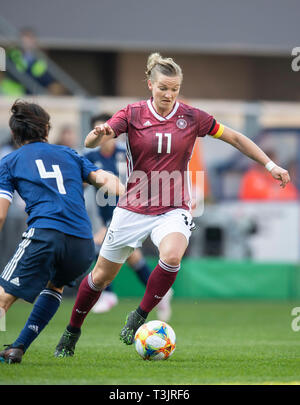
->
[0,71,25,96]
[7,28,66,95]
[239,150,298,200]
[0,137,17,159]
[55,125,79,150]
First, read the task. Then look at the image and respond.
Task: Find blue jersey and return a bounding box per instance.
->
[84,145,126,179]
[84,145,126,226]
[0,142,98,239]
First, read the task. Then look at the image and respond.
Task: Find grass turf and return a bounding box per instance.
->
[0,298,299,385]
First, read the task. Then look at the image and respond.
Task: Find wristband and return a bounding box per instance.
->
[265,161,276,172]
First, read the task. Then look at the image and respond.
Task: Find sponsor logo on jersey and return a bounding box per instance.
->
[143,121,152,127]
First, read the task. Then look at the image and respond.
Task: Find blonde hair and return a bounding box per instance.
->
[145,52,183,83]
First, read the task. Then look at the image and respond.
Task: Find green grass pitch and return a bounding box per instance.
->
[0,298,299,385]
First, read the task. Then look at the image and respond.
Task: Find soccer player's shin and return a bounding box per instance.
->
[13,289,62,353]
[120,260,179,345]
[139,259,179,314]
[54,273,102,358]
[68,272,102,330]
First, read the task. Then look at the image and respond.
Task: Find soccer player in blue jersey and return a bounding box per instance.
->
[84,114,173,319]
[0,100,124,364]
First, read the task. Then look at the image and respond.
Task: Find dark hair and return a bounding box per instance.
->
[90,113,112,129]
[9,100,51,146]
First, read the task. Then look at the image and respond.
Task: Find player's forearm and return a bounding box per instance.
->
[222,127,271,167]
[85,124,116,148]
[88,170,125,196]
[84,130,103,148]
[0,199,10,231]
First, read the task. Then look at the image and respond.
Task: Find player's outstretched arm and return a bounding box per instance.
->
[0,198,10,232]
[84,123,115,148]
[88,169,125,196]
[218,126,290,188]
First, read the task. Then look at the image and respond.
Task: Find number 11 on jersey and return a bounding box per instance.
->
[35,159,66,194]
[156,133,172,154]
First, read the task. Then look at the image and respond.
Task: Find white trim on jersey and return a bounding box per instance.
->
[125,134,134,182]
[0,190,13,203]
[1,228,35,282]
[186,162,192,210]
[147,99,179,121]
[185,140,196,210]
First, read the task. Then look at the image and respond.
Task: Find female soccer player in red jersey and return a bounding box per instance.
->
[55,53,290,356]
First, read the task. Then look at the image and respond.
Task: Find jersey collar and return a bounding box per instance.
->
[147,99,179,121]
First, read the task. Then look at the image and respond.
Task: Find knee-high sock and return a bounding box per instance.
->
[13,289,62,352]
[69,273,102,330]
[139,259,180,314]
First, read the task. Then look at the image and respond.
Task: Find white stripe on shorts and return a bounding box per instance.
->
[1,228,35,281]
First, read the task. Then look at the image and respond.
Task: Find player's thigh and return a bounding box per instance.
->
[0,228,56,304]
[158,232,188,265]
[151,209,194,264]
[52,236,95,288]
[99,207,151,264]
[92,255,122,286]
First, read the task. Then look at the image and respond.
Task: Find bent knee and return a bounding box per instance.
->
[47,281,64,294]
[0,286,17,311]
[159,254,181,267]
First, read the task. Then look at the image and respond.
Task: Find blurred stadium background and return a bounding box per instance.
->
[1,0,300,301]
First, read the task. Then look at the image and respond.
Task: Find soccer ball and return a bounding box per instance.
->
[134,320,176,361]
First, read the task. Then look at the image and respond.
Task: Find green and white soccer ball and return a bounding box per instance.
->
[134,320,176,361]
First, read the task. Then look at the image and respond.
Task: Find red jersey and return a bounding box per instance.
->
[108,99,220,215]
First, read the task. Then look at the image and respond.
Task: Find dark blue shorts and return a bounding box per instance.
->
[0,228,94,303]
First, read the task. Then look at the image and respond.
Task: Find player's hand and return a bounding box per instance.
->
[96,170,126,196]
[270,166,290,188]
[94,123,114,137]
[84,123,115,148]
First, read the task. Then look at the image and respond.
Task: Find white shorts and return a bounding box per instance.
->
[100,207,195,264]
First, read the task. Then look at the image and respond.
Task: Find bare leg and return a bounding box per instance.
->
[0,286,18,312]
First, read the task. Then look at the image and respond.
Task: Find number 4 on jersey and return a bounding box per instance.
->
[35,159,66,194]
